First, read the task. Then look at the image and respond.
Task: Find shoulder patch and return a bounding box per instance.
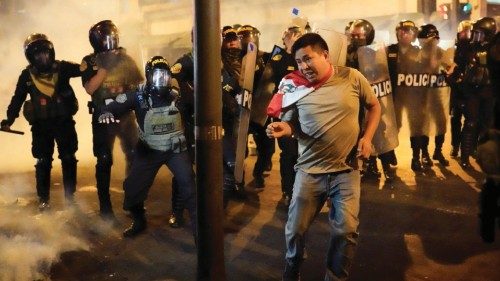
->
[272,54,282,61]
[171,63,182,74]
[116,93,127,103]
[80,60,88,72]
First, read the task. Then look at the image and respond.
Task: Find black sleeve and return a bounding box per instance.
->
[80,55,98,87]
[100,91,137,117]
[60,60,82,78]
[5,70,30,125]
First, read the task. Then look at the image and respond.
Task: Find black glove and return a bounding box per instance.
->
[1,119,12,129]
[95,51,120,70]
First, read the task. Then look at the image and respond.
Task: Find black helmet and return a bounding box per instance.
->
[418,24,440,39]
[471,17,497,44]
[457,20,473,41]
[396,20,418,33]
[145,56,171,97]
[222,25,238,42]
[237,25,260,50]
[24,33,55,73]
[89,20,119,53]
[350,19,375,45]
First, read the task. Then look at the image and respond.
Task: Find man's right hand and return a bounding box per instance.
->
[95,50,120,70]
[1,119,11,131]
[97,112,119,124]
[266,122,292,139]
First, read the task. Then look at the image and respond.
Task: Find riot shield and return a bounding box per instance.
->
[250,45,283,126]
[392,45,428,137]
[357,43,398,155]
[420,44,452,136]
[316,28,348,66]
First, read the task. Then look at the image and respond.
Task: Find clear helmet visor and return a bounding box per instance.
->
[470,30,485,43]
[102,34,118,51]
[150,68,170,88]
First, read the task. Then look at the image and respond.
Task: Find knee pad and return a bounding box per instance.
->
[35,157,52,169]
[96,154,113,169]
[60,154,77,165]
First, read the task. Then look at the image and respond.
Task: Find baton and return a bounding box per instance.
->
[0,128,24,135]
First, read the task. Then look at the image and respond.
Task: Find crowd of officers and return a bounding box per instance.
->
[1,16,498,238]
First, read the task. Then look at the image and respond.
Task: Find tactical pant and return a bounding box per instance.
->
[450,89,465,149]
[278,136,298,197]
[123,148,196,234]
[92,111,138,214]
[249,121,275,178]
[31,117,78,201]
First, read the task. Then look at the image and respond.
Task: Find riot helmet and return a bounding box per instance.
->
[145,56,171,98]
[471,17,497,44]
[418,24,439,47]
[395,20,418,44]
[237,25,260,51]
[24,33,55,73]
[222,26,240,49]
[457,20,473,42]
[349,19,375,47]
[89,20,119,53]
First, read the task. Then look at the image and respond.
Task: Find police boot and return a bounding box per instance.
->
[123,204,147,238]
[432,134,449,166]
[364,156,381,178]
[35,158,52,211]
[460,121,477,169]
[421,136,433,167]
[168,179,184,228]
[61,155,78,203]
[96,155,113,216]
[450,146,460,158]
[379,153,395,182]
[410,137,422,171]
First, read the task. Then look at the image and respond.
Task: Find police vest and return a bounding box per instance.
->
[140,104,186,153]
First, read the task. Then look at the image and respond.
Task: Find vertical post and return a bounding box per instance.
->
[193,1,226,281]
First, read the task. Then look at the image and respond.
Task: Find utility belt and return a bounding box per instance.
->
[23,96,77,124]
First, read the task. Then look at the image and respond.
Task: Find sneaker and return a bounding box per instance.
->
[123,218,147,238]
[168,213,184,228]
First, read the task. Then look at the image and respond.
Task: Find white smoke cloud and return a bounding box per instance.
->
[0,176,89,281]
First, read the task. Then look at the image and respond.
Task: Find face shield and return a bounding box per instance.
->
[397,27,416,44]
[102,34,118,51]
[470,29,485,44]
[150,68,171,88]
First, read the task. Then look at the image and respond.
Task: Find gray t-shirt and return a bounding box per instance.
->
[281,66,377,174]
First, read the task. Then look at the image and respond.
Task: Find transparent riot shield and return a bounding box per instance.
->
[316,28,348,66]
[357,43,398,155]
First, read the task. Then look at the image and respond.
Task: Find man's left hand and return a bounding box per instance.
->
[357,137,372,159]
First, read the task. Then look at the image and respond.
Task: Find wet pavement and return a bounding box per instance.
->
[1,135,500,281]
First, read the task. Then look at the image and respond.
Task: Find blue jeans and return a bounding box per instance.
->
[284,169,361,281]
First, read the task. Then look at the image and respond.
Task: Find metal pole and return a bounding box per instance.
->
[193,0,226,280]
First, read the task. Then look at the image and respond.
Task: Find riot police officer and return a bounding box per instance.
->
[417,24,451,167]
[238,24,274,189]
[81,20,143,219]
[456,17,497,168]
[98,56,196,238]
[449,20,473,158]
[1,33,80,211]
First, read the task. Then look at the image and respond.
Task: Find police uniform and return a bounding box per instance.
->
[81,47,143,215]
[100,84,196,236]
[3,61,80,204]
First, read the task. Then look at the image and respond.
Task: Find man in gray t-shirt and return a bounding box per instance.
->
[266,33,380,281]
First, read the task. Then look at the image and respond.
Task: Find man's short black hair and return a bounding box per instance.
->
[292,33,329,58]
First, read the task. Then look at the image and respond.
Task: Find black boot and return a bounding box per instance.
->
[460,121,477,170]
[123,204,147,238]
[410,137,422,171]
[363,156,381,178]
[450,146,459,158]
[421,136,433,167]
[61,154,78,202]
[379,152,395,182]
[168,178,184,228]
[432,134,449,166]
[35,158,52,211]
[96,155,113,216]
